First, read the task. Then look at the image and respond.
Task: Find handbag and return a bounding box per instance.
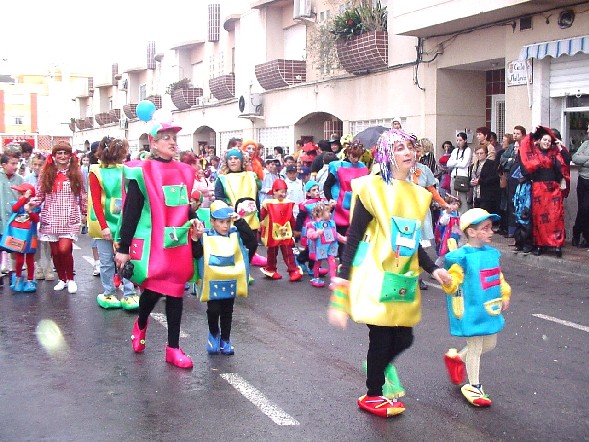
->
[453,175,470,192]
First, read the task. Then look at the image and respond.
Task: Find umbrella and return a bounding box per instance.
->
[354,125,389,149]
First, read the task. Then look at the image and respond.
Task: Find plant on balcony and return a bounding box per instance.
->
[166,77,193,95]
[330,0,387,40]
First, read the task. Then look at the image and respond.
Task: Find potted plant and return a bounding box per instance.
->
[331,1,388,74]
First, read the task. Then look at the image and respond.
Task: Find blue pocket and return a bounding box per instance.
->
[342,191,352,210]
[352,241,369,267]
[390,216,421,257]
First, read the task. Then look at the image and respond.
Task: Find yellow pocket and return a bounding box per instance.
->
[451,295,464,319]
[272,222,292,240]
[484,298,503,316]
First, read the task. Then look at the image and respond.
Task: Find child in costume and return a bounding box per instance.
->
[190,190,210,229]
[434,194,462,266]
[193,200,257,355]
[259,179,303,282]
[328,129,451,418]
[293,180,330,276]
[441,208,512,407]
[305,202,345,288]
[2,183,40,292]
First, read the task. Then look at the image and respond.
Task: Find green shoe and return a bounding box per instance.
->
[363,360,406,399]
[121,295,140,310]
[97,294,122,309]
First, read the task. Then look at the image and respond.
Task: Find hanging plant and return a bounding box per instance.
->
[330,1,387,40]
[165,77,192,95]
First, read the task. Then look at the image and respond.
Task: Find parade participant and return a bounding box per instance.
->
[25,152,54,281]
[259,156,281,206]
[284,164,304,217]
[441,208,511,407]
[193,201,256,355]
[433,194,461,267]
[115,122,195,369]
[323,141,369,249]
[519,126,570,257]
[327,129,451,418]
[305,202,345,288]
[30,141,86,294]
[0,151,24,278]
[259,179,303,281]
[1,183,40,292]
[242,139,264,181]
[214,148,266,267]
[88,137,138,310]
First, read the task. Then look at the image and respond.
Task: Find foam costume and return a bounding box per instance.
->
[327,160,368,227]
[196,226,249,302]
[298,197,326,248]
[120,160,195,298]
[87,164,123,238]
[260,198,295,247]
[216,170,260,230]
[307,218,339,261]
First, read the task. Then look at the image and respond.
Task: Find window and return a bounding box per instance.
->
[139,84,147,100]
[256,127,290,155]
[208,4,220,42]
[14,117,24,125]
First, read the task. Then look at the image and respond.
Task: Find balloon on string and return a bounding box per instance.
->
[136,100,156,122]
[151,108,174,125]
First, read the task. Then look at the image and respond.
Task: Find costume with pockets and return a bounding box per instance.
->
[347,175,432,327]
[307,219,339,261]
[443,245,510,337]
[328,160,368,227]
[87,164,123,238]
[120,160,195,297]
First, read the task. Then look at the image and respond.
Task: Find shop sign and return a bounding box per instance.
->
[507,59,533,86]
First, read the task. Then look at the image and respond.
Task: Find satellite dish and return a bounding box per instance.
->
[238,96,246,113]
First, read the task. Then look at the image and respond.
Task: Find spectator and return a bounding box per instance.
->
[447,132,472,214]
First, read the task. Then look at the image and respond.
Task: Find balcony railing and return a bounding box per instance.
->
[171,88,204,110]
[255,60,306,91]
[123,104,138,119]
[209,74,235,100]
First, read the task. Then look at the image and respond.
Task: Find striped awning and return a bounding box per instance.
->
[519,35,589,60]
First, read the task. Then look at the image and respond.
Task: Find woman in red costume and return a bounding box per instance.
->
[519,126,570,257]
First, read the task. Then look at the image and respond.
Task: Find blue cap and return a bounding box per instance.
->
[210,201,235,220]
[304,180,318,192]
[225,149,243,162]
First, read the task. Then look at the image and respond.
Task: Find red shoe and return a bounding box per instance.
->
[357,395,405,417]
[318,267,329,276]
[165,346,193,369]
[260,267,282,280]
[461,384,492,407]
[444,348,466,385]
[131,319,148,353]
[251,253,267,267]
[289,267,303,282]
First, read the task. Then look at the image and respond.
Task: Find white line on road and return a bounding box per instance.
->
[220,372,300,426]
[73,243,81,250]
[83,256,94,266]
[532,314,589,333]
[150,312,189,338]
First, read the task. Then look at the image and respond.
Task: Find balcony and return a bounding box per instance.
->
[146,95,162,109]
[335,31,388,74]
[109,108,121,122]
[209,74,235,100]
[123,104,138,119]
[95,112,116,126]
[75,117,94,130]
[171,88,203,110]
[255,60,306,91]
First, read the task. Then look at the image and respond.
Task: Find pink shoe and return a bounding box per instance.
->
[165,346,193,369]
[444,349,466,384]
[318,267,329,276]
[131,319,148,353]
[251,253,267,267]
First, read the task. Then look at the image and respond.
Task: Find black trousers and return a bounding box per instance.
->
[138,289,183,348]
[207,298,235,341]
[573,176,589,242]
[366,325,414,396]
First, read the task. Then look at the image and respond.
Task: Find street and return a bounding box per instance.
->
[0,233,587,441]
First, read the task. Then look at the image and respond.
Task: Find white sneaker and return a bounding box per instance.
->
[67,280,78,294]
[92,262,100,276]
[54,280,67,291]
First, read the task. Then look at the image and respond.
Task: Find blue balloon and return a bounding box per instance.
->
[136,100,156,122]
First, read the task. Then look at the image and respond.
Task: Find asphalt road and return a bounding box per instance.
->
[0,234,587,441]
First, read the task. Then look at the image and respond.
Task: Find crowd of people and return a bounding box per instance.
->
[0,117,585,418]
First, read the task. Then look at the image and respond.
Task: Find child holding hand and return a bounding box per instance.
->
[441,208,511,408]
[434,194,461,266]
[305,202,345,288]
[2,183,41,292]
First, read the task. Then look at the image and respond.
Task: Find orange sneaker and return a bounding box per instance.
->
[444,348,466,385]
[357,395,405,417]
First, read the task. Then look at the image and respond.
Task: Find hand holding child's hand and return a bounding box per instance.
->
[432,268,452,286]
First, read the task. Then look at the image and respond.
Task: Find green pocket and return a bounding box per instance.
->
[163,226,190,248]
[379,271,418,303]
[162,185,189,207]
[352,241,370,267]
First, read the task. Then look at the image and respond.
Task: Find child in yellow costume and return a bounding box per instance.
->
[327,129,451,418]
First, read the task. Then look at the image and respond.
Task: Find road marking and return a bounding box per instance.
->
[150,312,189,338]
[533,314,589,333]
[83,256,94,266]
[73,243,81,250]
[220,373,300,426]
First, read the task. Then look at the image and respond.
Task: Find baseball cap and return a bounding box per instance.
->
[459,208,500,231]
[300,166,311,175]
[149,122,182,139]
[304,180,318,192]
[285,165,297,173]
[10,183,35,197]
[190,189,204,202]
[210,200,235,220]
[265,155,280,164]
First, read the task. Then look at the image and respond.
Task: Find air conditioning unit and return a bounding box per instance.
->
[293,0,313,19]
[196,97,204,106]
[238,93,263,115]
[119,116,128,129]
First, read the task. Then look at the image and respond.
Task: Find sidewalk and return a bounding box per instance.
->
[491,233,587,276]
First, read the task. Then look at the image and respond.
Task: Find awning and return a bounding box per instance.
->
[519,35,589,60]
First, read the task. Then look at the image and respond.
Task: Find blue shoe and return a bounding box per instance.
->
[11,275,25,292]
[297,260,312,275]
[220,339,235,355]
[207,332,220,354]
[22,280,37,293]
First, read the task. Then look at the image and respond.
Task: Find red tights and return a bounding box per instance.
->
[15,253,35,280]
[49,239,74,281]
